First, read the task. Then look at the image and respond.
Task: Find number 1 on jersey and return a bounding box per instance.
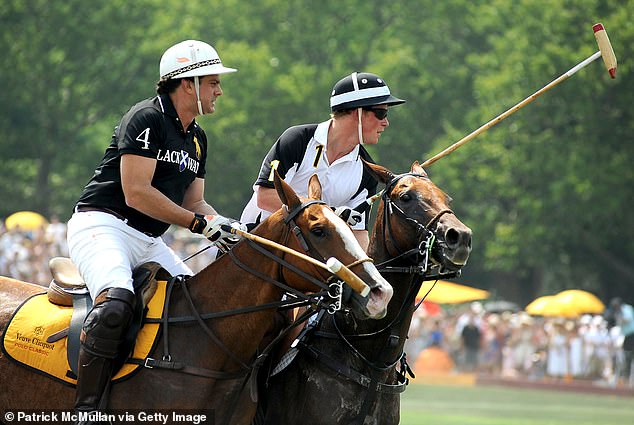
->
[313,144,324,168]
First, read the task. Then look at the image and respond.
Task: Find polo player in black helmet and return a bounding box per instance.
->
[241,71,405,250]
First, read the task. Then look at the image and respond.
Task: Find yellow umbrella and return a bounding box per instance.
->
[525,295,575,318]
[554,290,605,315]
[417,280,490,304]
[4,211,48,231]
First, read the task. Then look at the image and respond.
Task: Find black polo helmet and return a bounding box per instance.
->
[330,72,405,112]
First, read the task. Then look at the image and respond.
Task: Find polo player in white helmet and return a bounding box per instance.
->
[67,40,245,424]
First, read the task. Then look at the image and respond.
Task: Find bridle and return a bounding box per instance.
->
[278,199,374,312]
[376,172,455,278]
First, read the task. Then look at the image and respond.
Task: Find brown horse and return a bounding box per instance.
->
[257,161,472,425]
[0,172,393,425]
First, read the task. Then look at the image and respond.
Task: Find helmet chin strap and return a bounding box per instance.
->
[194,76,203,115]
[191,45,204,116]
[357,108,364,145]
[350,72,364,145]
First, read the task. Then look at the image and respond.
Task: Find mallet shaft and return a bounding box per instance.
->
[422,23,617,168]
[422,52,601,168]
[326,258,371,297]
[226,226,371,296]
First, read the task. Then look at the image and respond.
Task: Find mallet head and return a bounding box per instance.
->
[593,23,617,78]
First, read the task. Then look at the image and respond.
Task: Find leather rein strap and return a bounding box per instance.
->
[133,199,361,383]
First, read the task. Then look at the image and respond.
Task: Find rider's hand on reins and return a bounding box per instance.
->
[189,213,247,246]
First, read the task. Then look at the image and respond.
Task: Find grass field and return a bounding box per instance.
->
[400,383,634,425]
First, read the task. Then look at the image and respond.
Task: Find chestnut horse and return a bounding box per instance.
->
[258,161,472,425]
[0,172,393,425]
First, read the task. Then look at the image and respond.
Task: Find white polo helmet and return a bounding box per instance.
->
[159,40,237,80]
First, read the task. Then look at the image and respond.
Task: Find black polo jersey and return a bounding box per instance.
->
[75,94,207,237]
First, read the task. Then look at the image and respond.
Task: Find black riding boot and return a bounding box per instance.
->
[73,287,135,425]
[74,348,114,424]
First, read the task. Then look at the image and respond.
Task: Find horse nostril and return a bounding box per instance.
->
[445,228,460,247]
[370,284,392,304]
[445,227,472,250]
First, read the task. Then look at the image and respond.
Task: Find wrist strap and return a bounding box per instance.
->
[189,213,206,234]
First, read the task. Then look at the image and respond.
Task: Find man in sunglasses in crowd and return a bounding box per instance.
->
[240,72,405,250]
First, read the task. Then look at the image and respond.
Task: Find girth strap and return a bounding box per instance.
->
[126,357,248,380]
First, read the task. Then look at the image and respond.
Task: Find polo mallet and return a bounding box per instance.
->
[223,225,371,296]
[422,23,617,168]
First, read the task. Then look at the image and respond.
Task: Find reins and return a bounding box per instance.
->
[133,199,372,397]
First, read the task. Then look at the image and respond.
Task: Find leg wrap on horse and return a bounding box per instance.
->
[75,288,135,417]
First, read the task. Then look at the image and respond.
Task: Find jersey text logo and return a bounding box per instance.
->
[156,149,199,174]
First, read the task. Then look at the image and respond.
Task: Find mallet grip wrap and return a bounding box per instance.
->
[593,23,617,78]
[326,258,371,297]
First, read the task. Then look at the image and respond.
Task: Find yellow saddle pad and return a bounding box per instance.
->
[1,280,167,386]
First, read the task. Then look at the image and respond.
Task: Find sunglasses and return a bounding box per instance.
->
[363,107,388,120]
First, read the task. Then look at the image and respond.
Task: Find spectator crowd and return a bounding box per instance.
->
[406,300,634,388]
[0,216,215,286]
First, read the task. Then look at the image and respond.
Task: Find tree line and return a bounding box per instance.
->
[2,0,632,304]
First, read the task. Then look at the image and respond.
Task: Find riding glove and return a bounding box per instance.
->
[189,213,247,244]
[333,206,363,226]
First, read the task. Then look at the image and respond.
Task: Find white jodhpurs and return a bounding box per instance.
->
[67,210,193,300]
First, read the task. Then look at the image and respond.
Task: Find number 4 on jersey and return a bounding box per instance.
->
[136,128,151,150]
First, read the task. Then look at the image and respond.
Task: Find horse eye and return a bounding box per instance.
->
[400,193,412,202]
[311,227,325,237]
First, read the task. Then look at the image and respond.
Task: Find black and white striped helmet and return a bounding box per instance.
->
[330,72,405,112]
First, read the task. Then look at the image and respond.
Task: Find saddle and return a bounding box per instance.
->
[1,258,169,385]
[47,257,161,308]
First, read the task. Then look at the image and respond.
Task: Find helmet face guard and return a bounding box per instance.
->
[159,40,237,80]
[330,72,405,112]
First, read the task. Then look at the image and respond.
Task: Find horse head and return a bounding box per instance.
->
[256,170,393,319]
[364,160,472,275]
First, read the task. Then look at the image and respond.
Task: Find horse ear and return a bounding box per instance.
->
[274,169,302,210]
[308,174,322,200]
[411,160,429,177]
[361,158,394,184]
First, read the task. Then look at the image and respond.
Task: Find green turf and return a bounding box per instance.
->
[399,383,634,425]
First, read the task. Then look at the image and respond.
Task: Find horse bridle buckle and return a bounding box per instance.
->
[327,280,343,314]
